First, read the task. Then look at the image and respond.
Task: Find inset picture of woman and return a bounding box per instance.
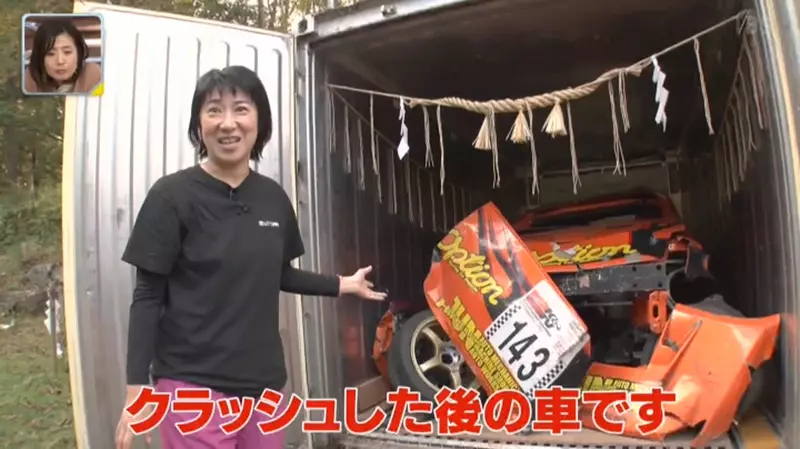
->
[22,14,104,95]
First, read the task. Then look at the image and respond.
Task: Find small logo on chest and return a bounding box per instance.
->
[258,220,280,228]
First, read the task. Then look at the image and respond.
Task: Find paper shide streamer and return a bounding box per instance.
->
[651,57,670,132]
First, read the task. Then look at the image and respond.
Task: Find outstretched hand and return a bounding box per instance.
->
[340,266,388,301]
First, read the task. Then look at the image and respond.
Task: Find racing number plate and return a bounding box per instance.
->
[485,280,588,397]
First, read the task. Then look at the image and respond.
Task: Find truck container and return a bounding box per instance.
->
[61,0,799,448]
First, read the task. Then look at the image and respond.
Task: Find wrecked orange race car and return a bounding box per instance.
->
[373,190,779,446]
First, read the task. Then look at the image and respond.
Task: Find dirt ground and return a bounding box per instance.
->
[0,314,76,449]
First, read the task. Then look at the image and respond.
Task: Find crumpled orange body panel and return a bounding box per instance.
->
[373,310,395,382]
[422,202,589,397]
[579,303,780,446]
[515,193,700,274]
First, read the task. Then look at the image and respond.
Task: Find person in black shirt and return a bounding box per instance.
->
[114,65,387,449]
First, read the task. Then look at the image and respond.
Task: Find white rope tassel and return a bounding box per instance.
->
[370,95,380,181]
[488,109,501,188]
[542,102,567,138]
[343,107,352,173]
[389,146,397,214]
[357,120,366,190]
[608,80,627,176]
[720,125,732,201]
[436,106,446,196]
[526,106,539,197]
[328,88,337,153]
[724,119,739,194]
[507,110,531,144]
[566,102,581,194]
[422,106,434,167]
[694,39,715,135]
[742,37,765,130]
[441,186,449,231]
[376,141,383,204]
[738,66,757,153]
[732,89,748,181]
[618,72,631,132]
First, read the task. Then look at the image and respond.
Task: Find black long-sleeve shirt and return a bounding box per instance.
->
[122,166,340,397]
[127,265,339,386]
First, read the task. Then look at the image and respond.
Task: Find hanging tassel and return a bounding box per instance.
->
[441,186,449,231]
[566,102,581,194]
[732,90,747,182]
[376,141,383,204]
[357,119,366,190]
[422,106,434,167]
[507,110,531,144]
[389,144,397,214]
[486,109,501,188]
[542,102,567,138]
[747,32,770,128]
[742,37,765,130]
[608,80,627,176]
[526,106,540,197]
[720,125,733,202]
[370,95,379,176]
[738,66,757,153]
[343,107,352,173]
[618,73,631,132]
[437,106,446,196]
[724,118,739,194]
[328,89,337,153]
[694,39,715,135]
[473,113,494,150]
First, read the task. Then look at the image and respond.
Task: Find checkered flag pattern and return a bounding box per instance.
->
[484,302,524,339]
[519,361,566,399]
[486,302,570,400]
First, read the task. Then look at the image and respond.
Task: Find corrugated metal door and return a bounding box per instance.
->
[61,4,304,448]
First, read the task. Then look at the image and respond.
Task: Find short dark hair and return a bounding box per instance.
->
[188,66,273,162]
[28,18,88,91]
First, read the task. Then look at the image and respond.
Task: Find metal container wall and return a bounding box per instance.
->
[61,4,305,448]
[295,45,482,448]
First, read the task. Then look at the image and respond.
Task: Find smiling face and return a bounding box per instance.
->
[43,33,78,82]
[198,88,258,167]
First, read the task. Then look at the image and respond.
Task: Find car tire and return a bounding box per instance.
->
[386,309,484,403]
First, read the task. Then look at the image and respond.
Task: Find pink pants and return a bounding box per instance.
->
[155,378,288,449]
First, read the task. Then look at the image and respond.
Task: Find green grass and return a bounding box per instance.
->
[0,314,76,449]
[0,184,74,448]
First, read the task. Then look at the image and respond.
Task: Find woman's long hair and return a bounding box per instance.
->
[28,18,88,92]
